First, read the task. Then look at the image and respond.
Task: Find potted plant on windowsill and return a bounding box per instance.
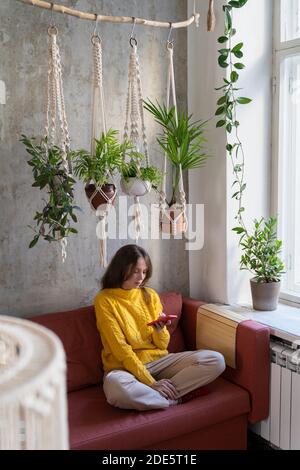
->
[120,158,162,197]
[71,129,133,210]
[234,217,285,311]
[21,134,79,248]
[144,100,210,234]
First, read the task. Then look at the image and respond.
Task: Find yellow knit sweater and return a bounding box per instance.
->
[94,287,170,386]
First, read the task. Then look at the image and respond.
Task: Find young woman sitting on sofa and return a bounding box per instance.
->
[94,244,225,411]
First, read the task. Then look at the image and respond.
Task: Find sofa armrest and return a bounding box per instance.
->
[181,297,270,423]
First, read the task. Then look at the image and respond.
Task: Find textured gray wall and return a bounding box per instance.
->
[0,0,189,317]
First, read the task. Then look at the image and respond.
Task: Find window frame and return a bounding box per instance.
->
[272,0,300,305]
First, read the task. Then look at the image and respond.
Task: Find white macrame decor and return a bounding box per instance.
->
[160,39,187,236]
[88,28,116,268]
[46,24,72,262]
[0,315,68,450]
[122,29,150,243]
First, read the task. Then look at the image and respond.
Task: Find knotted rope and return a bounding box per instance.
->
[90,25,116,267]
[123,28,150,243]
[46,25,71,261]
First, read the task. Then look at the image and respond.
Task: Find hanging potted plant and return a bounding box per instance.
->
[144,100,210,234]
[120,158,162,197]
[21,135,79,248]
[234,218,285,310]
[71,129,132,210]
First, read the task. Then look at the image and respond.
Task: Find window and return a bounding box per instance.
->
[273,0,300,303]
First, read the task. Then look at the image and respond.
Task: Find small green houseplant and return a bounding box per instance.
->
[21,135,79,248]
[120,158,162,195]
[72,129,134,209]
[144,100,209,207]
[234,217,285,310]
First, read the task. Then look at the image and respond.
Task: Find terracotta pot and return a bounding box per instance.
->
[85,183,116,210]
[250,278,281,311]
[120,177,151,197]
[160,205,187,235]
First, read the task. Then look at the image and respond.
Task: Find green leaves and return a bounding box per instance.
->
[144,99,210,204]
[21,134,79,248]
[237,97,252,104]
[234,217,285,283]
[215,1,253,233]
[71,128,131,188]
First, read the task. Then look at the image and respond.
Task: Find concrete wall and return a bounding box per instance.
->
[0,0,189,317]
[188,0,273,304]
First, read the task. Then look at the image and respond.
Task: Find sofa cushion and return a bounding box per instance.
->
[68,377,250,450]
[159,291,186,353]
[31,306,103,392]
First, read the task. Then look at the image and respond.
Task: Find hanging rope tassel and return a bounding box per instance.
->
[60,237,67,263]
[207,0,216,32]
[95,207,108,268]
[133,196,142,244]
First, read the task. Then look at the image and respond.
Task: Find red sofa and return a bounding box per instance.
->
[31,292,270,450]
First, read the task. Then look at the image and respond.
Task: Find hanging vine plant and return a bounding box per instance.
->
[215,0,251,230]
[21,135,79,248]
[215,0,285,307]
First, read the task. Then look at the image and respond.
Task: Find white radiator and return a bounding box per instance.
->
[251,338,300,449]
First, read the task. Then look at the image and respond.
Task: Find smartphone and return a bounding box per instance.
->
[147,315,177,327]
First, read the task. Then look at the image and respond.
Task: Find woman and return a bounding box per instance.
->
[94,244,225,411]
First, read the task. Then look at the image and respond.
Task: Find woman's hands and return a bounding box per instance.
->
[151,379,179,400]
[153,313,172,332]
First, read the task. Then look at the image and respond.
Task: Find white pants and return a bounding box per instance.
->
[103,350,225,411]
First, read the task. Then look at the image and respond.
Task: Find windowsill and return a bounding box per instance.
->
[280,291,300,306]
[226,302,300,346]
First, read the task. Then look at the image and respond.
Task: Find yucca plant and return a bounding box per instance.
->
[144,100,209,206]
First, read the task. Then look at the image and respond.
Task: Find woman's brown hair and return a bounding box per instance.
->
[101,244,152,289]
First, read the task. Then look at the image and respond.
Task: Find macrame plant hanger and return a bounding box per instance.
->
[46,13,72,262]
[160,29,187,236]
[122,19,151,244]
[88,17,116,268]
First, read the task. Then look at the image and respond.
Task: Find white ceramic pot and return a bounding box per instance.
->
[120,177,151,197]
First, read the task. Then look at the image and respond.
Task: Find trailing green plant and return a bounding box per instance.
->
[216,0,285,282]
[216,0,250,229]
[71,129,136,187]
[234,217,285,283]
[21,134,79,248]
[144,99,209,206]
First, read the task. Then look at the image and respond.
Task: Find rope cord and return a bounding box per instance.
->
[46,27,71,174]
[45,24,72,262]
[124,42,149,166]
[90,26,116,267]
[160,41,186,211]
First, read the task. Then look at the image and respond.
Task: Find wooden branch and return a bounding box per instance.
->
[17,0,201,29]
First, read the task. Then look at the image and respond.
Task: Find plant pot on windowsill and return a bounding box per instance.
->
[250,278,281,311]
[120,177,151,197]
[160,204,187,235]
[85,183,117,210]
